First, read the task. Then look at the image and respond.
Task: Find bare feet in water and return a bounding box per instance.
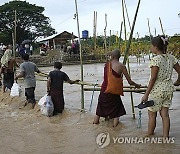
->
[113,118,119,127]
[24,101,28,107]
[93,115,100,124]
[32,103,36,109]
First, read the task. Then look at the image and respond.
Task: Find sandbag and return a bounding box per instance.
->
[38,94,54,117]
[10,83,21,97]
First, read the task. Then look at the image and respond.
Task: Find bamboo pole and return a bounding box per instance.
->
[118,21,123,50]
[122,0,136,119]
[83,87,180,92]
[13,10,17,58]
[147,18,152,60]
[76,81,147,88]
[109,30,111,52]
[93,11,95,50]
[84,87,145,92]
[122,0,127,50]
[147,18,152,39]
[159,17,165,35]
[12,33,15,56]
[35,72,48,77]
[93,11,97,51]
[124,0,131,30]
[74,0,85,111]
[104,14,108,59]
[122,0,141,64]
[116,31,118,44]
[16,77,180,93]
[33,73,150,89]
[136,32,141,64]
[122,0,141,119]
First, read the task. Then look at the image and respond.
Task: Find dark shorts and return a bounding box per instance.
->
[3,72,14,89]
[25,87,36,104]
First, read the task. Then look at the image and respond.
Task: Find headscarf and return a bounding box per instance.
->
[1,49,12,67]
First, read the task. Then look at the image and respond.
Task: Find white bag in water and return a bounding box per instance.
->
[10,83,21,96]
[38,94,54,117]
[38,94,47,106]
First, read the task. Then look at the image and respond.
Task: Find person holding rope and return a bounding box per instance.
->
[93,49,141,127]
[141,35,180,137]
[47,62,79,115]
[15,53,41,109]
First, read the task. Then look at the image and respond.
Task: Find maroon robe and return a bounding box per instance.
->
[96,62,126,118]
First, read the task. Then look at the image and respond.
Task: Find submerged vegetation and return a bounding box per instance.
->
[81,34,180,59]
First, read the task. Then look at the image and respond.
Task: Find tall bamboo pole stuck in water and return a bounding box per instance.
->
[122,0,135,119]
[147,18,152,60]
[93,11,97,51]
[124,0,131,31]
[74,0,84,110]
[13,10,17,58]
[159,17,165,35]
[122,0,141,119]
[109,30,111,52]
[122,0,127,47]
[104,14,107,59]
[118,21,123,50]
[123,0,141,64]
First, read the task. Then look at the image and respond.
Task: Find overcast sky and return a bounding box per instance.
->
[0,0,180,38]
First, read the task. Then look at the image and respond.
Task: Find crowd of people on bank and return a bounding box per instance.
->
[0,35,180,138]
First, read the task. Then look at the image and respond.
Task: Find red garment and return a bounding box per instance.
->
[96,62,126,118]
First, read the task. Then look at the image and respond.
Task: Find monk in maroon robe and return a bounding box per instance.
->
[93,49,140,127]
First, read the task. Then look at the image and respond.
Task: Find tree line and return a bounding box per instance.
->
[0,0,55,45]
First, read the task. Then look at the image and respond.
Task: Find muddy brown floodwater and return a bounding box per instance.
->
[0,56,179,154]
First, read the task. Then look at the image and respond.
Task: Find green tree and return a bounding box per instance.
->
[0,0,56,45]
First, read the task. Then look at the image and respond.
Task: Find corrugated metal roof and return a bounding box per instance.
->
[37,31,78,42]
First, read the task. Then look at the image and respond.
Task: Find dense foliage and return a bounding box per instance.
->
[81,34,180,58]
[0,0,56,45]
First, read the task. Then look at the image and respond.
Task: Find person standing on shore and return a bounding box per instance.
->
[15,53,41,109]
[141,35,180,137]
[93,49,141,127]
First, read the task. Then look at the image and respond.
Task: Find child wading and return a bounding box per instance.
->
[47,62,79,115]
[141,35,180,137]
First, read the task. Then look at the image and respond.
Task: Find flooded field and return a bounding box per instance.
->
[0,56,180,154]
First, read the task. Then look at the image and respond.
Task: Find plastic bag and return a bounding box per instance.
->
[38,94,47,106]
[10,83,21,96]
[38,94,54,117]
